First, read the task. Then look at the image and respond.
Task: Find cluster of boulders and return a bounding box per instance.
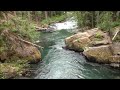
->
[65,28,120,68]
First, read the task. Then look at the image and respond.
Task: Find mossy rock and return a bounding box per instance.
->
[0,60,30,79]
[94,32,104,40]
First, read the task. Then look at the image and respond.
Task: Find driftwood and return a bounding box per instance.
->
[35,26,48,31]
[18,38,44,49]
[36,28,48,31]
[35,26,55,33]
[112,29,120,41]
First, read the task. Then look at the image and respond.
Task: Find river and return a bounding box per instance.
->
[33,18,120,79]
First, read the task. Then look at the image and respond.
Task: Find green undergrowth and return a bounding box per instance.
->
[0,13,67,79]
[0,16,39,42]
[0,16,39,79]
[0,58,30,79]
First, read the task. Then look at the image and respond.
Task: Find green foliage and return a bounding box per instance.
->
[95,33,102,38]
[75,11,95,29]
[74,11,120,33]
[0,35,8,54]
[75,11,86,28]
[0,55,30,79]
[11,17,35,40]
[41,14,67,25]
[0,16,39,42]
[0,11,67,79]
[0,59,30,79]
[97,12,113,31]
[111,21,120,27]
[94,32,104,41]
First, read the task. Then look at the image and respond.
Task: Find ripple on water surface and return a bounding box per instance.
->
[35,18,120,79]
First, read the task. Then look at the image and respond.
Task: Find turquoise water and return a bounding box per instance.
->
[34,29,120,79]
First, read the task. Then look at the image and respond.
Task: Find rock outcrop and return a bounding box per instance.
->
[83,45,113,63]
[65,32,91,51]
[65,28,112,51]
[65,28,120,68]
[0,29,41,63]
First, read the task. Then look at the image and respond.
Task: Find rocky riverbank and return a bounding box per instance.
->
[65,28,120,68]
[0,29,41,79]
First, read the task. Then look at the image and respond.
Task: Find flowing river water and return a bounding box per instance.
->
[33,18,120,79]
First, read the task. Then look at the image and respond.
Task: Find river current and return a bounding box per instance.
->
[34,18,120,79]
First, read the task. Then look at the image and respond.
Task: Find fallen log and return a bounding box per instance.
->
[18,38,44,49]
[1,29,44,49]
[35,26,48,31]
[36,28,48,31]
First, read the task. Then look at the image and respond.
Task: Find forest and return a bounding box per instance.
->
[0,11,120,79]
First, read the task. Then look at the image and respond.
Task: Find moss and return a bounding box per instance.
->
[77,39,81,43]
[94,32,103,39]
[78,48,84,52]
[94,32,104,41]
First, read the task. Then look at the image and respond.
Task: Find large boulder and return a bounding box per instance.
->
[65,28,111,51]
[13,43,41,63]
[65,32,90,50]
[72,37,91,51]
[0,30,41,63]
[111,42,120,55]
[0,52,7,63]
[65,28,120,67]
[83,44,120,66]
[83,45,113,63]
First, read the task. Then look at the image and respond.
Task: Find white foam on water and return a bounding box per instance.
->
[51,17,77,30]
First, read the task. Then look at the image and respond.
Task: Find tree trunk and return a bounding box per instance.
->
[27,11,31,21]
[112,11,117,21]
[96,11,99,27]
[91,11,94,28]
[44,11,48,20]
